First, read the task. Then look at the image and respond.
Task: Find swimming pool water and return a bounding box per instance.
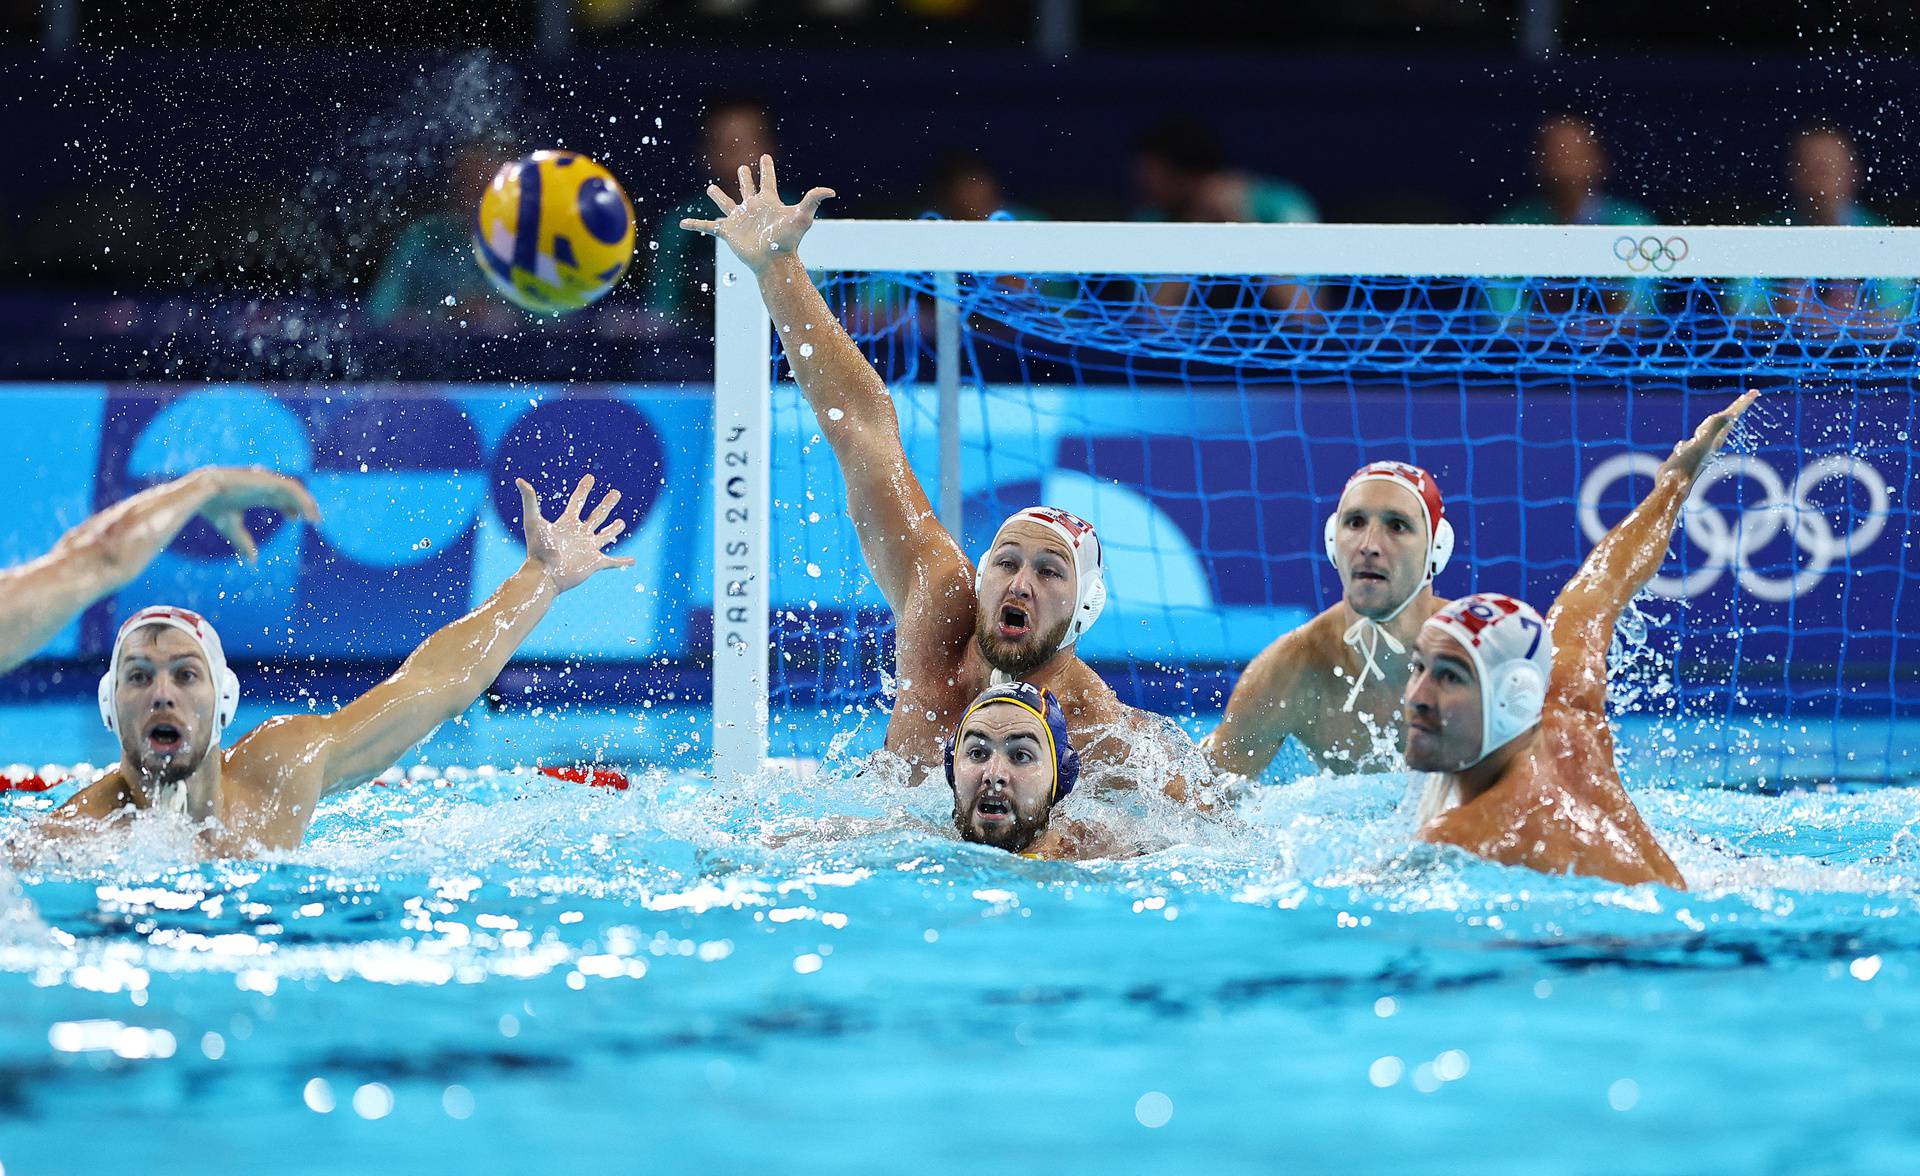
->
[1,702,1917,1174]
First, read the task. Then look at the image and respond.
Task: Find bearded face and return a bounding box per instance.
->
[1403,631,1486,774]
[973,521,1079,677]
[112,625,220,791]
[949,706,1057,853]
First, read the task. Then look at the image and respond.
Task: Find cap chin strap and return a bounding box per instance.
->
[1325,477,1451,714]
[151,782,190,816]
[1339,584,1426,713]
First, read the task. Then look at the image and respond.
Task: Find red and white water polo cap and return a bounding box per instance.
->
[1323,460,1455,588]
[980,506,1107,648]
[1421,592,1554,766]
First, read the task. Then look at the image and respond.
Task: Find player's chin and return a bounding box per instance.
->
[1344,578,1403,617]
[961,810,1038,853]
[1402,729,1451,772]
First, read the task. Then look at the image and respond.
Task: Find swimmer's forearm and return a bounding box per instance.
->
[396,559,557,719]
[755,254,897,442]
[1568,467,1690,612]
[309,560,558,793]
[0,474,221,672]
[753,253,956,609]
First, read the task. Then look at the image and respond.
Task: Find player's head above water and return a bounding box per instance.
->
[98,606,240,790]
[1325,461,1453,622]
[973,506,1106,678]
[1404,593,1553,774]
[945,681,1081,853]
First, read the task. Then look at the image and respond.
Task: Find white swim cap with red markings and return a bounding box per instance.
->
[1323,460,1455,594]
[977,505,1107,648]
[98,605,242,740]
[1421,592,1553,766]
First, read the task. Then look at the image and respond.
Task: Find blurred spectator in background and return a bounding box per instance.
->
[1780,125,1883,227]
[366,140,518,332]
[1495,115,1653,226]
[1132,118,1318,226]
[645,95,776,326]
[1494,115,1654,324]
[926,152,1041,222]
[1745,126,1908,329]
[1130,118,1319,315]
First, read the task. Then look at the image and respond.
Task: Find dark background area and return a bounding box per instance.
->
[3,1,1916,380]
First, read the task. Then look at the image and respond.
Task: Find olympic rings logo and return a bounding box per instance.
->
[1613,234,1689,273]
[1577,452,1891,601]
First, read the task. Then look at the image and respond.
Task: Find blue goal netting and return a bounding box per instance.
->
[765,269,1916,786]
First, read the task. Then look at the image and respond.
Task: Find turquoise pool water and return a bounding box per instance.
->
[1,702,1917,1173]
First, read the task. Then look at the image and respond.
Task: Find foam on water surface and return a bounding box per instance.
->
[1,704,1917,1172]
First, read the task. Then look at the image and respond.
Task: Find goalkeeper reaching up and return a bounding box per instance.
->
[683,157,1199,797]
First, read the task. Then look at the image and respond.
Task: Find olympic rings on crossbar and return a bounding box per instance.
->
[1613,234,1690,273]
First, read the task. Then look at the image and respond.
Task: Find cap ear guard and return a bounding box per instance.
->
[1491,659,1546,730]
[1054,737,1082,803]
[1073,574,1107,641]
[97,669,117,733]
[1428,516,1456,581]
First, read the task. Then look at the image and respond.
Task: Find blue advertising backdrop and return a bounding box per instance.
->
[0,382,1908,715]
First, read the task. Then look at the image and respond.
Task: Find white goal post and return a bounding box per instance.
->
[709,220,1920,783]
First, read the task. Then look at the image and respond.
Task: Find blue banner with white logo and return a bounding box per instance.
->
[0,383,1908,709]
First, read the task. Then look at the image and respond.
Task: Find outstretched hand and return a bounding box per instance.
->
[519,474,636,593]
[194,467,323,562]
[679,154,835,275]
[1663,390,1759,484]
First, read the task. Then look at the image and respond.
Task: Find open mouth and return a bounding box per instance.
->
[1353,569,1389,583]
[145,722,183,754]
[996,604,1030,638]
[976,795,1013,821]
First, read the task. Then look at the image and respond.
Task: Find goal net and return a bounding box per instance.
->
[711,221,1916,787]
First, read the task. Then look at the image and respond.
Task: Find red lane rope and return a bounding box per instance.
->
[538,765,631,791]
[1,766,631,793]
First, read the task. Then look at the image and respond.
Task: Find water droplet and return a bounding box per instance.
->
[826,407,844,421]
[799,343,815,358]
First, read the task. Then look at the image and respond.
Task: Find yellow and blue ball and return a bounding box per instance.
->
[472,150,635,314]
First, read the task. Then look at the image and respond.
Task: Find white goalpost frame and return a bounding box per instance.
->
[710,219,1920,782]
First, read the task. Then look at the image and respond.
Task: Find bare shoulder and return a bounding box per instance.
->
[53,770,134,821]
[221,715,333,799]
[1253,607,1344,681]
[230,714,333,764]
[1420,759,1562,856]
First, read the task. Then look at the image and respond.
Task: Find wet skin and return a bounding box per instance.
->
[29,475,632,858]
[1406,392,1761,889]
[1205,478,1449,778]
[683,156,1196,798]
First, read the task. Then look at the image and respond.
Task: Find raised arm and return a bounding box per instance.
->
[681,155,971,614]
[0,467,319,674]
[1545,391,1757,714]
[1201,631,1309,780]
[246,475,632,798]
